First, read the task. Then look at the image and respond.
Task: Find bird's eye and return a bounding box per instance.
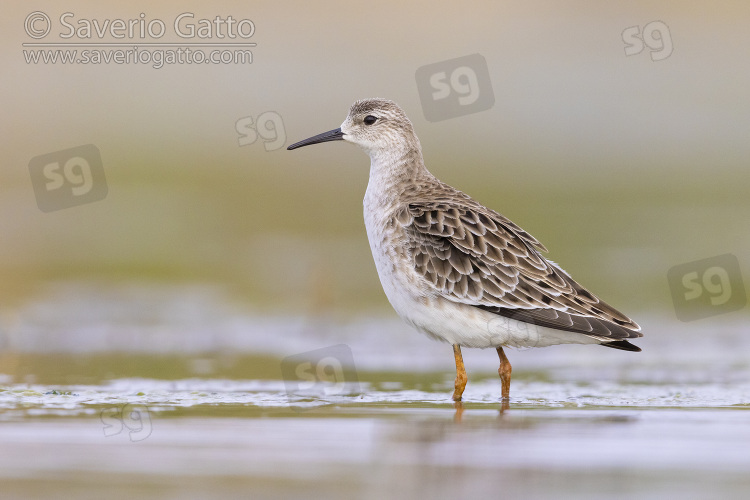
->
[363,115,377,125]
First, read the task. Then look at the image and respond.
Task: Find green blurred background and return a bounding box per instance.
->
[2,0,749,322]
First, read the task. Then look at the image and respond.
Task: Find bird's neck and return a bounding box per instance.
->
[366,145,432,204]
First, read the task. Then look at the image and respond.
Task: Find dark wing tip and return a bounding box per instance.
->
[601,340,642,352]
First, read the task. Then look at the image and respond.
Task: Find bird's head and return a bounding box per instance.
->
[287,98,420,158]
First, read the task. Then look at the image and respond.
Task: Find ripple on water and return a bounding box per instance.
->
[2,376,749,419]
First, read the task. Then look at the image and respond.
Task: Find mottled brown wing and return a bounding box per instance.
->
[399,199,643,342]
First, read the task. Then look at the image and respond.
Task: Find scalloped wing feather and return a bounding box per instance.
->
[399,191,642,342]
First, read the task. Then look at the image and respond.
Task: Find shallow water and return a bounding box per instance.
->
[1,282,749,499]
[2,378,750,499]
[3,375,750,499]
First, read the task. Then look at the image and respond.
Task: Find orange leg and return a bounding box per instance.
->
[452,344,467,402]
[496,346,512,401]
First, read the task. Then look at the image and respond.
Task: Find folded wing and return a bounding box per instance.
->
[398,195,643,345]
